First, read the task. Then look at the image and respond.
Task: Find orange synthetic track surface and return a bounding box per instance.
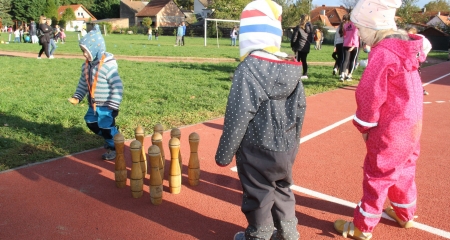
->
[1,61,449,240]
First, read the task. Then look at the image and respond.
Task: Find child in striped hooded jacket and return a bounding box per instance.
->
[68,24,123,161]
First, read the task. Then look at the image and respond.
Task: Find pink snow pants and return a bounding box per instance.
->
[353,129,420,233]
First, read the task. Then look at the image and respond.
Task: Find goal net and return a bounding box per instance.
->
[204,18,240,47]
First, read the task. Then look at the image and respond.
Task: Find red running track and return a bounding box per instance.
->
[1,62,450,240]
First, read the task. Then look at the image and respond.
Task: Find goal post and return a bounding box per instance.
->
[204,18,240,47]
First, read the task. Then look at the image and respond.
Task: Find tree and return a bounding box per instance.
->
[142,17,152,29]
[340,0,358,11]
[44,0,58,21]
[0,0,13,26]
[90,0,120,19]
[174,0,194,10]
[209,0,252,20]
[424,0,450,12]
[60,0,95,9]
[397,0,421,25]
[61,7,75,28]
[11,0,46,22]
[277,0,309,28]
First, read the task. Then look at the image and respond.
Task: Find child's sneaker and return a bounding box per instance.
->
[334,220,372,240]
[37,56,41,59]
[423,89,429,95]
[384,206,414,228]
[102,149,116,161]
[233,231,245,240]
[300,75,308,80]
[333,68,337,76]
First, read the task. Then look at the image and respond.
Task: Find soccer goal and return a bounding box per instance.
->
[204,18,240,47]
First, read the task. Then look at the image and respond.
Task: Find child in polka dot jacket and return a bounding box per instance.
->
[215,1,306,240]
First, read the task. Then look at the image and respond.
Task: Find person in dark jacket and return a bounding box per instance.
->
[216,1,306,240]
[291,14,313,79]
[46,19,56,58]
[29,20,38,44]
[37,16,52,59]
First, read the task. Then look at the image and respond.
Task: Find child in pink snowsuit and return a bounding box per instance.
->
[334,0,426,239]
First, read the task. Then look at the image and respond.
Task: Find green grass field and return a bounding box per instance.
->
[0,54,361,171]
[0,31,367,61]
[0,31,445,171]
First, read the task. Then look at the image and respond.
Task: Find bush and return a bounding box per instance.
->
[97,22,113,34]
[129,26,138,35]
[207,24,222,38]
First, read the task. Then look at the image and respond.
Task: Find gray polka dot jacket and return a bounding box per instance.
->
[215,53,306,166]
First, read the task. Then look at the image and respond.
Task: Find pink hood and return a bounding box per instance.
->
[373,34,426,71]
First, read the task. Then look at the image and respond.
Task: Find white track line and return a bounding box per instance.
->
[229,167,450,239]
[422,72,450,87]
[300,115,353,144]
[229,72,450,238]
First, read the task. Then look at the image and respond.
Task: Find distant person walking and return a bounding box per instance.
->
[60,29,66,44]
[181,22,186,46]
[37,16,52,59]
[230,26,238,46]
[30,20,39,44]
[148,27,153,40]
[291,14,313,79]
[332,18,346,76]
[46,19,56,59]
[14,28,20,43]
[314,29,322,50]
[339,14,359,81]
[175,23,183,46]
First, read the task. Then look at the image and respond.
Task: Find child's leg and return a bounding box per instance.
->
[84,106,119,149]
[353,135,418,233]
[96,106,119,149]
[236,146,299,240]
[348,47,359,75]
[387,145,419,222]
[272,184,299,240]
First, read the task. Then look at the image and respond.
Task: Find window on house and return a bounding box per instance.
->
[329,15,334,18]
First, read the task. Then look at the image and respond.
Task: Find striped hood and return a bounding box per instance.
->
[79,25,106,61]
[239,0,284,61]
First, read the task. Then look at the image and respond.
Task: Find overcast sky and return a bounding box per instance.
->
[312,0,429,9]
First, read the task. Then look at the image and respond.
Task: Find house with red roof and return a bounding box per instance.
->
[427,12,450,29]
[120,0,149,26]
[310,5,348,28]
[135,0,185,27]
[58,4,97,31]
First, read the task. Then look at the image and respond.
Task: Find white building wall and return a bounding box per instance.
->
[75,7,91,19]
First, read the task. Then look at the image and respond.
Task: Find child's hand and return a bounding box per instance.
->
[68,97,79,105]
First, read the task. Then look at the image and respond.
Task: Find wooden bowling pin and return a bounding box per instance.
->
[151,132,165,181]
[130,140,143,198]
[170,128,182,170]
[135,125,147,179]
[114,133,127,188]
[153,123,164,136]
[148,145,163,205]
[188,132,200,186]
[169,137,181,194]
